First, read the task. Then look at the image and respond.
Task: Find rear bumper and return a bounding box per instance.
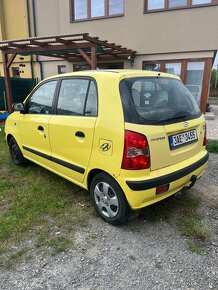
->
[117,151,209,209]
[126,152,209,191]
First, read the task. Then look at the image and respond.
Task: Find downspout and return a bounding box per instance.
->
[32,0,44,80]
[26,0,34,79]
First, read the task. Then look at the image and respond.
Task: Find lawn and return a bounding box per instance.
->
[0,128,211,267]
[0,129,92,267]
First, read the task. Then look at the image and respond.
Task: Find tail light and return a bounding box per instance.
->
[203,124,207,146]
[122,130,150,170]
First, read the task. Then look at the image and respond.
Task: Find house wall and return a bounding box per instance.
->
[33,0,218,54]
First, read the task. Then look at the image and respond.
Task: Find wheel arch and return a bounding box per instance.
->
[7,134,14,145]
[87,169,116,190]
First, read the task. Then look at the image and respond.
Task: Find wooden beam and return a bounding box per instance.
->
[3,42,94,54]
[83,35,132,54]
[91,45,97,70]
[7,53,17,68]
[2,52,13,113]
[0,33,89,45]
[77,48,92,65]
[9,42,26,49]
[56,38,71,45]
[30,40,51,47]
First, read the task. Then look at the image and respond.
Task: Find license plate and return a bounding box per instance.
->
[169,129,198,150]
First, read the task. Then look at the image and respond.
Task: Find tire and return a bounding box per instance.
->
[90,173,128,225]
[9,137,27,166]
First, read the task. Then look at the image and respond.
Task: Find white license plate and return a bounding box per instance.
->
[169,129,198,150]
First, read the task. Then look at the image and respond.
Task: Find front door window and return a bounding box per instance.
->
[26,81,57,114]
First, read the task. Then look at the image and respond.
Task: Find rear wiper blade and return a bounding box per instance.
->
[154,114,188,124]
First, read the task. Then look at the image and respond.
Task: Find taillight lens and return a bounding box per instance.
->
[122,130,150,170]
[203,124,207,146]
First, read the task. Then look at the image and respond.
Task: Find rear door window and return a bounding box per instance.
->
[56,78,98,116]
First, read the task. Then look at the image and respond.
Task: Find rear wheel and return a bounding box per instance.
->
[90,173,128,225]
[9,137,27,165]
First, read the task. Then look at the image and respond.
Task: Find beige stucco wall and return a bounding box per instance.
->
[34,0,218,55]
[0,0,32,77]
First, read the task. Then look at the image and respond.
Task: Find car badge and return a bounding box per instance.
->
[100,143,111,152]
[183,121,189,128]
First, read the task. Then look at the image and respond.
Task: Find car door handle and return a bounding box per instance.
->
[75,131,85,138]
[38,126,44,131]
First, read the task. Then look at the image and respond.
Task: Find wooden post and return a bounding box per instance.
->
[2,52,13,113]
[200,58,213,113]
[91,45,97,70]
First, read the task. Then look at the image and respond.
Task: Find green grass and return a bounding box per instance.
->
[206,139,218,153]
[0,130,92,267]
[0,129,211,266]
[187,240,205,255]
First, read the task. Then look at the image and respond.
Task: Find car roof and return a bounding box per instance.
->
[44,69,180,81]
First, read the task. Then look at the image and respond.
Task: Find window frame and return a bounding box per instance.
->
[73,62,124,71]
[57,65,67,74]
[70,0,124,22]
[24,79,59,115]
[142,57,212,112]
[54,76,98,117]
[144,0,218,13]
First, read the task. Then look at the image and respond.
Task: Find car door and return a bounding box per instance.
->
[49,78,98,184]
[20,80,58,169]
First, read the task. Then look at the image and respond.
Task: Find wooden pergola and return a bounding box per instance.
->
[0,33,136,113]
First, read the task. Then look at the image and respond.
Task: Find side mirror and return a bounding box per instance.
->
[13,103,25,112]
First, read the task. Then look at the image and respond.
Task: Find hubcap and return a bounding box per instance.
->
[11,143,19,161]
[94,182,119,218]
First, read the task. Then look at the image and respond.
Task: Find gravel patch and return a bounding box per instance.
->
[0,154,217,290]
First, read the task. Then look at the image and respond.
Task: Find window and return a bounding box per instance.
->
[26,81,57,114]
[169,0,187,8]
[143,60,183,78]
[192,0,211,4]
[186,62,205,104]
[109,0,124,15]
[57,79,97,116]
[145,0,217,11]
[144,63,161,72]
[120,77,201,125]
[147,0,164,10]
[58,65,67,74]
[143,58,212,111]
[71,0,124,21]
[165,63,182,77]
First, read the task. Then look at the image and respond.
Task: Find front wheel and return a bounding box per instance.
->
[9,137,27,165]
[90,173,128,225]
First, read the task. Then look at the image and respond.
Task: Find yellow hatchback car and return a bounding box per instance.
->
[5,70,208,225]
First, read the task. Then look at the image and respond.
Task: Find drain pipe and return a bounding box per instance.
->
[31,0,44,80]
[26,0,34,79]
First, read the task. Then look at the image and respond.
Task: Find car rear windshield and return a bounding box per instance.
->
[119,77,201,125]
